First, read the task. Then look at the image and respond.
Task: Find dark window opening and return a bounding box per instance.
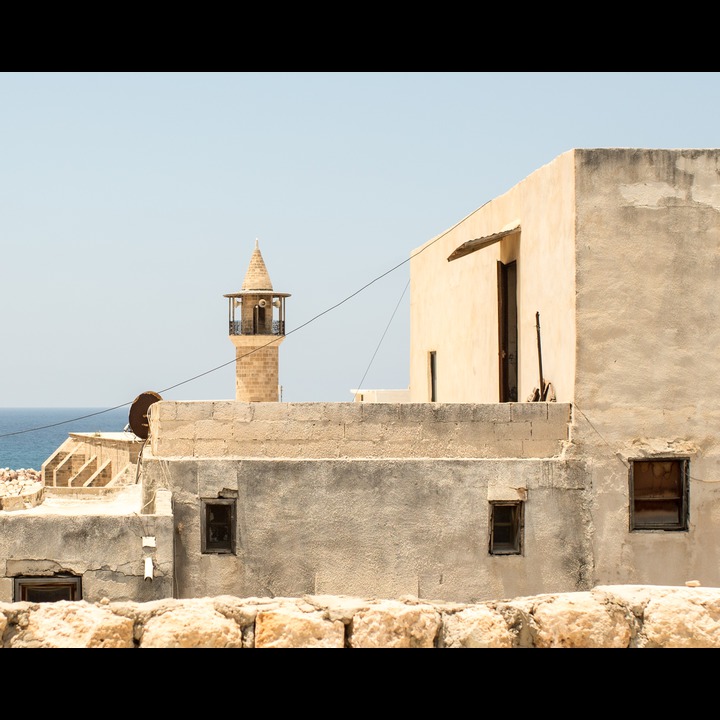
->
[429,350,437,402]
[201,498,236,554]
[490,501,523,555]
[14,576,82,603]
[498,260,518,402]
[630,458,689,531]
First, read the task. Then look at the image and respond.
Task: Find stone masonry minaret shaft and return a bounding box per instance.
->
[223,240,290,402]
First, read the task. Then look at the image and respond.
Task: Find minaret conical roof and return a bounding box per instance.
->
[241,239,273,292]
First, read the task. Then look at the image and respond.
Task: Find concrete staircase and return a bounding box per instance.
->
[42,432,144,492]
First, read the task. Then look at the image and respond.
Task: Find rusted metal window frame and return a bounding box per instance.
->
[489,501,524,555]
[629,457,689,532]
[14,575,82,602]
[201,498,237,554]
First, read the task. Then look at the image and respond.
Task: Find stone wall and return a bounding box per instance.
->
[1,585,718,648]
[147,400,572,459]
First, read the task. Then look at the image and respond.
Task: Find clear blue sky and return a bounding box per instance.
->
[2,72,719,408]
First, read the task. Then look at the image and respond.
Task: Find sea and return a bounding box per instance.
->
[0,407,131,471]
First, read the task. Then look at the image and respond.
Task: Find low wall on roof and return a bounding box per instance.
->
[147,401,572,459]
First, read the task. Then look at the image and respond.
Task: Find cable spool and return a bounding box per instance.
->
[128,391,163,440]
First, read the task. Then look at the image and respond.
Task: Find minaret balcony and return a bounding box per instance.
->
[229,320,286,336]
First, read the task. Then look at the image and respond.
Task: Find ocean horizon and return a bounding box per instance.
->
[0,407,131,471]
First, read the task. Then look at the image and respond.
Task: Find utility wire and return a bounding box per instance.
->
[352,278,410,401]
[0,402,136,438]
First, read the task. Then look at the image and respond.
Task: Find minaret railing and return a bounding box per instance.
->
[229,320,285,336]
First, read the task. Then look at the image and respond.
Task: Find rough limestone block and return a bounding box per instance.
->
[641,593,720,648]
[432,404,475,423]
[420,421,459,445]
[156,420,195,441]
[255,608,345,648]
[547,403,572,425]
[9,601,135,648]
[149,401,176,422]
[494,421,532,441]
[521,439,563,458]
[261,420,344,442]
[173,403,215,423]
[485,440,525,458]
[212,402,253,422]
[398,404,440,424]
[531,419,568,441]
[193,439,228,457]
[194,418,232,441]
[453,422,497,444]
[250,403,289,421]
[528,593,632,648]
[302,595,374,624]
[287,402,329,422]
[441,605,514,647]
[360,403,401,424]
[472,404,512,423]
[154,438,194,458]
[349,601,441,648]
[140,600,244,648]
[321,403,363,424]
[511,403,548,421]
[225,439,263,457]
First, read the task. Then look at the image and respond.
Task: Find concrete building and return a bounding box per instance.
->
[2,148,718,606]
[407,148,720,590]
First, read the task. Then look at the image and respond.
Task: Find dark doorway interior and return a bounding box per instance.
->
[498,260,518,402]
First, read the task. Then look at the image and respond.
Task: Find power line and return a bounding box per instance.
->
[0,403,134,438]
[352,278,409,401]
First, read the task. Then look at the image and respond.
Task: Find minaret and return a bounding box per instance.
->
[223,240,290,402]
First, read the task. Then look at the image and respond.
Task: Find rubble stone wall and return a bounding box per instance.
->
[2,584,718,648]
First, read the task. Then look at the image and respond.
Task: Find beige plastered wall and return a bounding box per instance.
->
[567,148,720,589]
[409,150,577,403]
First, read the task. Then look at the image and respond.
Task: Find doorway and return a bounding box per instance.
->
[498,260,518,402]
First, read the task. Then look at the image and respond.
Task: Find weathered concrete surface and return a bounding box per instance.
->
[1,585,719,648]
[0,486,175,603]
[142,453,590,603]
